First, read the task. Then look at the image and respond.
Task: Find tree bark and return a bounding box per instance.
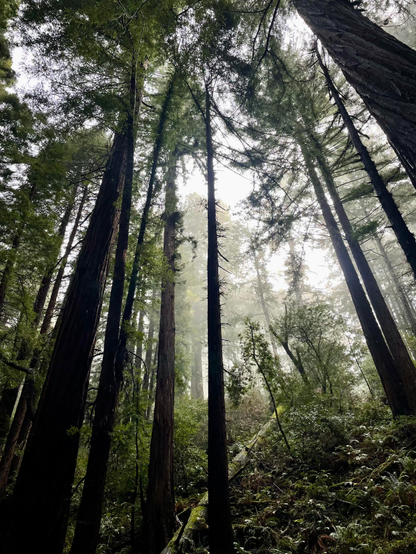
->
[144,150,178,554]
[69,63,139,554]
[293,0,416,188]
[305,127,416,414]
[191,340,204,399]
[0,121,129,553]
[299,136,410,416]
[205,84,234,554]
[316,48,416,279]
[114,74,175,390]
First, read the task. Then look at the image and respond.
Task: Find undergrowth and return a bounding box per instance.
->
[230,401,416,554]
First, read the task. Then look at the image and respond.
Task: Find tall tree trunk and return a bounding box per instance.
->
[306,128,416,413]
[205,84,234,554]
[298,136,410,416]
[191,340,204,399]
[144,150,178,554]
[3,187,89,485]
[142,293,157,394]
[114,75,175,389]
[69,63,139,554]
[0,122,130,553]
[0,195,77,498]
[252,248,279,359]
[146,343,158,420]
[316,48,416,279]
[292,0,416,188]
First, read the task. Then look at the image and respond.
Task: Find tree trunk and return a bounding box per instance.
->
[205,84,234,554]
[292,0,416,188]
[40,185,88,336]
[69,63,139,554]
[252,248,280,359]
[191,340,204,399]
[299,136,410,417]
[33,187,78,328]
[114,74,175,390]
[144,150,178,554]
[306,127,416,414]
[0,121,129,553]
[316,48,416,279]
[373,233,416,336]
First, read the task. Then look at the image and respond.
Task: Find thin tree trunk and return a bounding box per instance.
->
[146,343,158,420]
[0,121,129,553]
[299,136,410,416]
[293,0,416,187]
[114,75,175,390]
[33,187,78,328]
[252,248,280,359]
[191,340,204,399]
[205,84,234,554]
[306,128,416,414]
[40,185,88,336]
[144,150,178,554]
[69,63,139,554]
[373,233,416,335]
[316,48,416,279]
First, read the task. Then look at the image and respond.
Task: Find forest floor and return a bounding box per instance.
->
[176,402,416,554]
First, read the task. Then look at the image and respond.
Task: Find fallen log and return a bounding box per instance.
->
[161,419,274,554]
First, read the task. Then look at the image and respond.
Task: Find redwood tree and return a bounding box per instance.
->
[291,0,416,188]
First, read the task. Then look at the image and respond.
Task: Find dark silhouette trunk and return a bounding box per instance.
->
[144,151,178,554]
[205,84,234,554]
[3,188,89,485]
[299,137,410,416]
[316,49,416,279]
[191,340,204,399]
[0,120,129,553]
[115,75,175,389]
[292,0,416,188]
[0,195,76,498]
[69,64,139,554]
[306,128,416,414]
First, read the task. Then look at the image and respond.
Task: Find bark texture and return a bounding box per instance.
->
[205,84,234,554]
[316,48,416,278]
[0,127,129,554]
[144,153,178,554]
[70,64,139,554]
[293,0,416,187]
